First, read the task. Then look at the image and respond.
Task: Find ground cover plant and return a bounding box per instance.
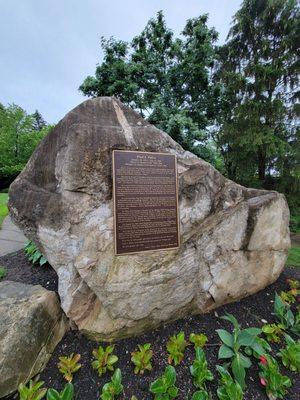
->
[24,241,48,266]
[1,250,299,399]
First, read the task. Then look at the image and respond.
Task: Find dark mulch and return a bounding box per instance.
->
[0,250,299,400]
[0,250,57,291]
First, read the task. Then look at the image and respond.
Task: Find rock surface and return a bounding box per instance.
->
[8,97,290,341]
[0,281,67,397]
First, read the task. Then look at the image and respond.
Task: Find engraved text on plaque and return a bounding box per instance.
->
[113,150,180,255]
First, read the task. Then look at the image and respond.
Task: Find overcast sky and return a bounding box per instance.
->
[0,0,241,123]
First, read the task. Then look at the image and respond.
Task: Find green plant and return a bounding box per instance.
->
[91,345,118,376]
[100,368,123,400]
[131,343,153,374]
[216,365,243,400]
[244,336,271,358]
[149,365,178,399]
[0,266,6,279]
[190,348,213,389]
[216,313,262,389]
[166,331,188,365]
[262,324,285,343]
[189,333,208,348]
[274,293,300,336]
[24,241,48,266]
[18,380,47,400]
[57,353,81,382]
[191,391,209,400]
[286,278,299,289]
[259,354,291,399]
[280,290,298,304]
[277,334,300,372]
[47,384,74,400]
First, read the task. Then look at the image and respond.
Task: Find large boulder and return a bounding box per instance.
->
[8,97,290,341]
[0,281,68,397]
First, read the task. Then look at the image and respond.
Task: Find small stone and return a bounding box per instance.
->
[261,319,268,323]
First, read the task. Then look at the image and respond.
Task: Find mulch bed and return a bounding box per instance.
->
[0,250,299,400]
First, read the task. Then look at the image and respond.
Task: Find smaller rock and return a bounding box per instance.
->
[0,281,68,397]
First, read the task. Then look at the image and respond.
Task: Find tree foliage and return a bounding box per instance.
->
[80,11,221,164]
[0,104,51,186]
[215,0,299,185]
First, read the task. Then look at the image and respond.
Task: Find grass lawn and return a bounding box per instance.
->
[287,245,300,268]
[0,193,8,228]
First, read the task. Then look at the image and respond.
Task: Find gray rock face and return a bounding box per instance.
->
[0,281,68,397]
[8,97,290,341]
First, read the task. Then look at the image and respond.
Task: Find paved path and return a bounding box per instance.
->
[0,216,27,256]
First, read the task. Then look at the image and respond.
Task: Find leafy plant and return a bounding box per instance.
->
[189,333,208,348]
[280,290,298,304]
[286,278,299,290]
[191,391,209,400]
[100,368,123,400]
[166,331,188,365]
[262,324,285,343]
[274,293,300,336]
[150,365,178,399]
[57,353,81,382]
[259,354,291,399]
[47,383,74,400]
[217,313,262,389]
[0,266,6,279]
[131,343,153,374]
[244,336,271,358]
[18,380,47,400]
[190,348,213,389]
[277,334,300,372]
[91,345,118,376]
[24,241,48,266]
[216,365,243,400]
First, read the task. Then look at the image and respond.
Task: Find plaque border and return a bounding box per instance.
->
[112,149,180,256]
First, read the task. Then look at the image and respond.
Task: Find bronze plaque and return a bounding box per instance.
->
[113,150,180,255]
